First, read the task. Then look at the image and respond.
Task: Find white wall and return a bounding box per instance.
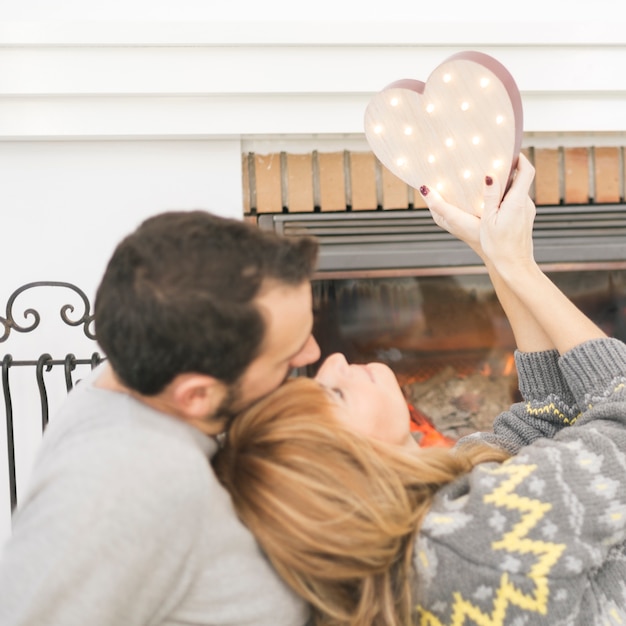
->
[1,140,244,288]
[1,4,626,543]
[0,139,243,542]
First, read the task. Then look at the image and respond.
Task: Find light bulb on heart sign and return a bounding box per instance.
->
[364,51,523,216]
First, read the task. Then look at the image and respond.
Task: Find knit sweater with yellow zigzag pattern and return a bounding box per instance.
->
[414,337,626,626]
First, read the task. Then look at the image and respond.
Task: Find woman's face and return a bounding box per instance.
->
[314,353,414,448]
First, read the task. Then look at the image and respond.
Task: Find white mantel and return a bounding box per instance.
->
[1,8,626,544]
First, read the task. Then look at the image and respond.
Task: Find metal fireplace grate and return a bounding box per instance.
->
[258,205,626,273]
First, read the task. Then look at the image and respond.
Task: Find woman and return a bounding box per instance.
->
[214,155,626,625]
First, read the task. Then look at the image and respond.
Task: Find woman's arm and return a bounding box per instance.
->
[421,154,556,354]
[423,154,609,450]
[476,155,607,354]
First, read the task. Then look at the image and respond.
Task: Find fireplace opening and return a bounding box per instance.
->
[307,269,626,441]
[258,206,626,442]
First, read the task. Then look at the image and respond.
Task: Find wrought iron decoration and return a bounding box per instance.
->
[0,281,96,343]
[1,281,103,512]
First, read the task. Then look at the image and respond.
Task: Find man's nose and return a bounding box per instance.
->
[290,335,321,369]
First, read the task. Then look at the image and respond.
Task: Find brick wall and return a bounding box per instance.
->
[244,146,626,215]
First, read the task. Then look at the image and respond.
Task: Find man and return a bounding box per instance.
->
[0,210,321,625]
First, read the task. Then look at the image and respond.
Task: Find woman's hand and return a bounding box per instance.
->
[421,153,536,269]
[479,153,537,275]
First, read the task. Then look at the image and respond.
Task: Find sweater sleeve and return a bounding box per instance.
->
[457,349,579,454]
[559,337,626,421]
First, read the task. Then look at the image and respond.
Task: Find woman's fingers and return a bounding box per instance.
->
[420,186,481,250]
[420,153,536,258]
[479,154,537,266]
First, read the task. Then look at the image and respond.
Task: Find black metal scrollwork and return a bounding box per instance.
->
[0,281,96,343]
[1,282,103,512]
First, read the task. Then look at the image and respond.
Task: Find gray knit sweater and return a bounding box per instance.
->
[414,337,626,625]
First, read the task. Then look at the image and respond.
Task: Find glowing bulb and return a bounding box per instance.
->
[396,157,406,167]
[472,136,481,145]
[404,126,413,136]
[390,97,399,107]
[426,103,435,113]
[445,137,454,148]
[463,170,471,179]
[427,154,436,164]
[373,124,383,134]
[460,101,470,111]
[496,115,504,125]
[493,159,502,169]
[443,73,452,83]
[480,77,490,88]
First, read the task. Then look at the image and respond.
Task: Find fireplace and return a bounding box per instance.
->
[309,269,626,440]
[258,207,626,441]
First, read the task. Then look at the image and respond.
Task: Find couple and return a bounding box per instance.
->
[1,154,625,625]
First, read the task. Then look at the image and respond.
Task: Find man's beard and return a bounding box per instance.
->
[213,379,246,425]
[214,369,295,427]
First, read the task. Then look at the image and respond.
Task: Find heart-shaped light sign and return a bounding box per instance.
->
[364,51,523,216]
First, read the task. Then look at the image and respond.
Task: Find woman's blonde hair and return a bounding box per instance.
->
[213,377,509,626]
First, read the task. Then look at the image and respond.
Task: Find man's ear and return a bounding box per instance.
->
[169,373,228,434]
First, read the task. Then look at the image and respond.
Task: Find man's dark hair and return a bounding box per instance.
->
[94,210,318,395]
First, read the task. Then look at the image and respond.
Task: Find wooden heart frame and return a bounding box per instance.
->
[364,51,523,215]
